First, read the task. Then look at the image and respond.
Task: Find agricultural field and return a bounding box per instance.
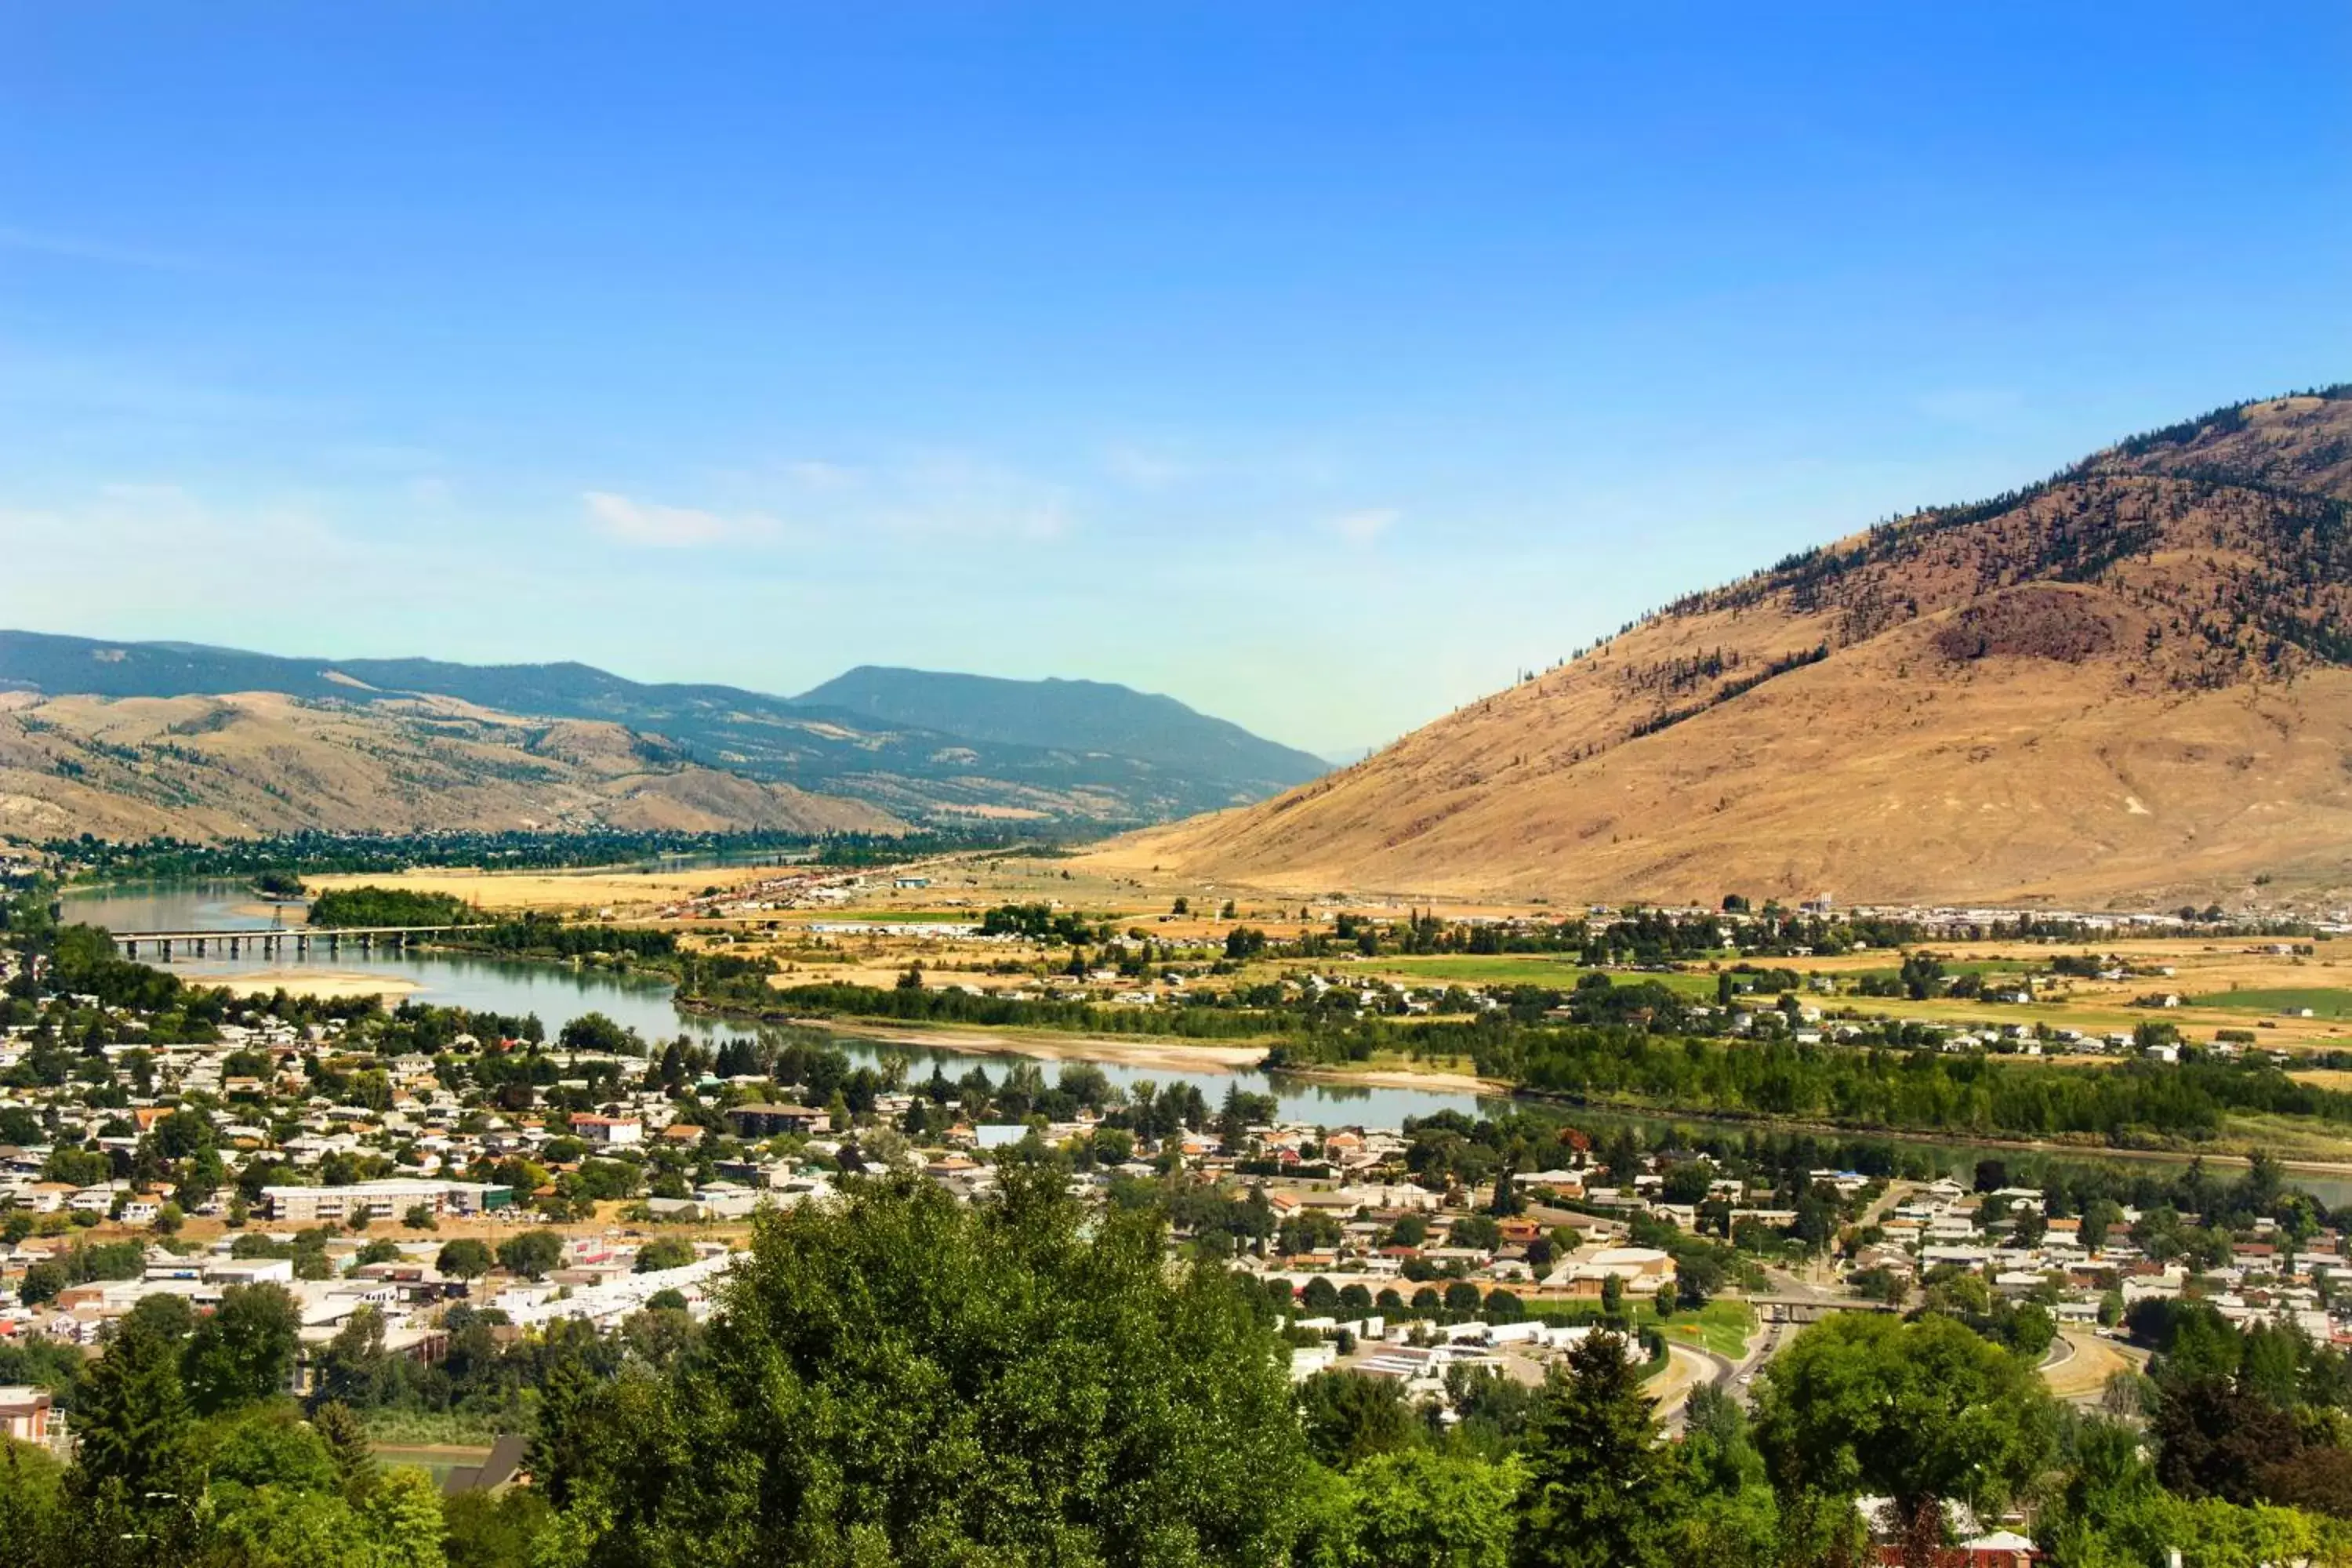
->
[2189,986,2352,1019]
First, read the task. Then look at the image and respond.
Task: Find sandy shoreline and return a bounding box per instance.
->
[210,968,423,1002]
[799,1018,1269,1075]
[743,1014,1509,1096]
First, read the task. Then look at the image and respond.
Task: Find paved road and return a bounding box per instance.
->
[2043,1327,2146,1403]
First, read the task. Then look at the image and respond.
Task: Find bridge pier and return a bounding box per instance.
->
[108,924,473,961]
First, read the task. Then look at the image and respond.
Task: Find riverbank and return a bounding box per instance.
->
[210,967,423,1001]
[1509,1092,2352,1183]
[684,1005,1512,1097]
[679,995,2352,1166]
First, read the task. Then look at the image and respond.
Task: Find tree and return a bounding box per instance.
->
[2154,1376,2305,1504]
[1450,1214,1501,1252]
[1352,1448,1520,1568]
[312,1399,378,1493]
[557,1011,635,1056]
[183,1282,301,1416]
[496,1229,566,1281]
[403,1203,439,1232]
[437,1238,494,1279]
[633,1236,695,1272]
[443,1489,557,1568]
[537,1166,1307,1566]
[1515,1331,1681,1568]
[203,1400,341,1494]
[72,1314,193,1502]
[1297,1369,1415,1468]
[175,1145,224,1210]
[310,1306,396,1411]
[1753,1313,2058,1550]
[17,1261,64,1308]
[0,1438,65,1566]
[122,1292,195,1343]
[203,1486,377,1567]
[361,1465,450,1568]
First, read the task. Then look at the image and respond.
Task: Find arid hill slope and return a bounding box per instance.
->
[1094,390,2352,908]
[0,691,902,840]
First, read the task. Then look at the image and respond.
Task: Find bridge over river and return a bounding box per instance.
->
[108,925,489,960]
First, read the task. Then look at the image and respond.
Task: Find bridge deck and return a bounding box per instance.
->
[110,924,488,940]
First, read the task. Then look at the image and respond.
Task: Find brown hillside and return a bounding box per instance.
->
[0,691,902,840]
[1092,390,2352,908]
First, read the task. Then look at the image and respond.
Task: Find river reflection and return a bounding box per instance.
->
[64,882,1501,1129]
[66,883,2352,1194]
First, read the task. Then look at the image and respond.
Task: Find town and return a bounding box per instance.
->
[5,871,2346,1567]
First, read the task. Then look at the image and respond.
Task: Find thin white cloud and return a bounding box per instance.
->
[0,482,376,616]
[0,225,205,272]
[785,460,860,491]
[1101,441,1191,489]
[1324,507,1399,546]
[861,453,1073,542]
[583,490,771,549]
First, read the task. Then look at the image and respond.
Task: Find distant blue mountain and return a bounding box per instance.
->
[797,666,1326,798]
[0,630,1323,826]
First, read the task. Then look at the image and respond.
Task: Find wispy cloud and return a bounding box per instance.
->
[1101,441,1192,489]
[0,482,373,608]
[869,453,1072,542]
[1324,506,1399,546]
[0,224,205,272]
[785,459,859,491]
[583,491,775,549]
[659,453,1075,548]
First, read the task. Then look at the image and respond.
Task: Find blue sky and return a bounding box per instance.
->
[3,3,2347,756]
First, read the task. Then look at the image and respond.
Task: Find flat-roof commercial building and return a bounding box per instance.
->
[261,1178,513,1224]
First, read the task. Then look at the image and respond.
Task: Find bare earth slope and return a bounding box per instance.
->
[0,691,902,840]
[1094,390,2352,907]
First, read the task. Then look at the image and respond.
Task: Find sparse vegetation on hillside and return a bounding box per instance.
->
[1095,389,2352,906]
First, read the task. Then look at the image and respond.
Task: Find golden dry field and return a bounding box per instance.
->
[303,862,786,916]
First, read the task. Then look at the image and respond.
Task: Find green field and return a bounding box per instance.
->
[2189,987,2352,1018]
[1661,1299,1756,1360]
[1360,955,1717,995]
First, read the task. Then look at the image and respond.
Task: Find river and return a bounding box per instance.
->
[64,882,2352,1200]
[64,882,1503,1129]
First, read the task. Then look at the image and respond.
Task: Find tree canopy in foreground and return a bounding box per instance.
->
[539,1163,1309,1566]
